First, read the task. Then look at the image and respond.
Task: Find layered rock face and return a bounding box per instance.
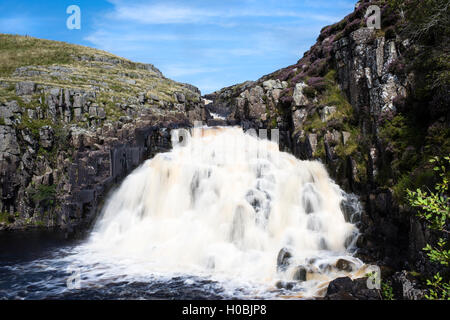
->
[0,35,205,233]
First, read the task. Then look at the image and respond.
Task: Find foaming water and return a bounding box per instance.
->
[78,126,367,298]
[0,126,370,299]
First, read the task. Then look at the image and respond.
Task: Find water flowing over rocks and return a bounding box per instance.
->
[85,126,371,298]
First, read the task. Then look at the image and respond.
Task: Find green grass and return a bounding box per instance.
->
[303,110,325,132]
[0,34,196,109]
[335,137,358,157]
[321,70,353,117]
[0,34,74,76]
[0,33,142,77]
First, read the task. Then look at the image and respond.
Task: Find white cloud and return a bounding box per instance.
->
[107,4,217,24]
[103,2,340,25]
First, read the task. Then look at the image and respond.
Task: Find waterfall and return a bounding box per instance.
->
[85,126,368,298]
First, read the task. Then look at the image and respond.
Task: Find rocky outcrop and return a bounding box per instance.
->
[0,99,204,234]
[0,35,206,233]
[391,270,426,300]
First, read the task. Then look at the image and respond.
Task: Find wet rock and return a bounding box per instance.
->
[319,238,329,250]
[325,277,381,300]
[318,263,333,273]
[344,230,359,249]
[351,278,381,300]
[327,277,353,295]
[277,248,292,272]
[292,266,307,281]
[335,258,356,272]
[275,281,296,290]
[325,291,358,300]
[340,193,361,223]
[306,134,318,157]
[207,119,227,127]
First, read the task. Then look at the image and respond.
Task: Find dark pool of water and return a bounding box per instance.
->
[0,231,249,300]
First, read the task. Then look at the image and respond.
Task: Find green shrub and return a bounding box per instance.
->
[406,156,450,300]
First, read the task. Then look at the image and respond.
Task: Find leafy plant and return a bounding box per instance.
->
[381,281,395,300]
[425,273,450,300]
[406,156,450,300]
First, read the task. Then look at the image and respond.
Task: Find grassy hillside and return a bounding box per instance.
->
[0,34,200,109]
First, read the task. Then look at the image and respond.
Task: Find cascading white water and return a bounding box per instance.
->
[85,126,370,298]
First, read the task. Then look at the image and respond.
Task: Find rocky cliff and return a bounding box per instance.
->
[0,34,205,233]
[204,0,449,298]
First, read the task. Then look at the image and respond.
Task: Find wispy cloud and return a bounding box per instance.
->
[104,1,341,25]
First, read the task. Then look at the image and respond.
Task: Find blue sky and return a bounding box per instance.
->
[0,0,356,94]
